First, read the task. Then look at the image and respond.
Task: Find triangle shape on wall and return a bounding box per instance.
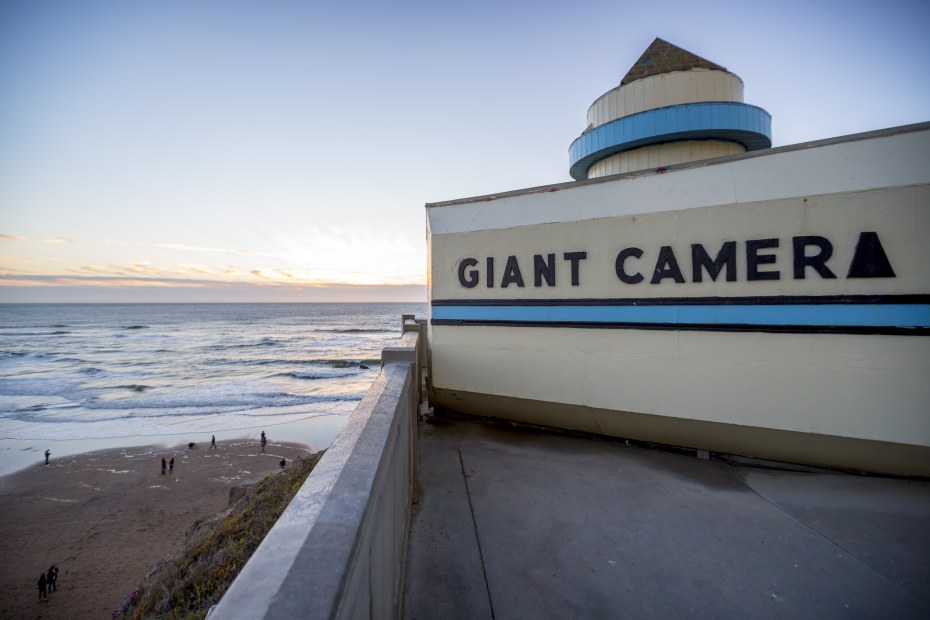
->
[846,232,896,278]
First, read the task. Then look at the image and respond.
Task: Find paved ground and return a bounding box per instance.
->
[403,417,930,619]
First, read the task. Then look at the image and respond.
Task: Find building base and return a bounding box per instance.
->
[432,388,930,478]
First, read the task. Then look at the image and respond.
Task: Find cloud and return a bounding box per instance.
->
[0,234,26,241]
[0,274,212,289]
[0,276,427,303]
[76,262,174,278]
[260,225,426,285]
[80,264,110,273]
[99,239,145,247]
[124,261,154,273]
[42,237,73,244]
[0,274,426,302]
[178,264,214,275]
[156,243,280,259]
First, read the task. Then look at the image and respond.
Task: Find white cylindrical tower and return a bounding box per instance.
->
[569,38,772,180]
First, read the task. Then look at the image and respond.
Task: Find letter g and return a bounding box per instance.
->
[458,258,479,288]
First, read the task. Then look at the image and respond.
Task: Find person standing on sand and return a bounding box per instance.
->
[210,435,216,449]
[161,457,167,475]
[169,457,174,475]
[47,565,58,592]
[38,571,47,601]
[260,431,267,452]
[45,449,50,465]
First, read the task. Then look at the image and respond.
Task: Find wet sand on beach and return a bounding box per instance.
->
[0,439,313,619]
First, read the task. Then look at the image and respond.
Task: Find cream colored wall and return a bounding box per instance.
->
[430,185,930,302]
[430,326,930,448]
[429,184,930,449]
[586,69,743,129]
[587,141,745,178]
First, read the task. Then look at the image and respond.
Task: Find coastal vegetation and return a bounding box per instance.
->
[117,452,323,619]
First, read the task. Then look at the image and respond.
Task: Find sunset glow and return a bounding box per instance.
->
[1,1,927,303]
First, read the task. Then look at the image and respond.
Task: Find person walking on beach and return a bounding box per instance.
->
[47,565,58,592]
[161,457,167,475]
[45,449,50,465]
[168,457,174,475]
[38,571,47,601]
[260,431,267,453]
[210,435,216,449]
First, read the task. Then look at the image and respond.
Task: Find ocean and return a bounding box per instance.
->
[0,302,426,476]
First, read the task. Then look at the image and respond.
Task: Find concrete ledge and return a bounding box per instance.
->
[382,331,419,365]
[214,330,420,619]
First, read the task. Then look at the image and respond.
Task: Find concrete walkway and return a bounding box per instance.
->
[403,417,930,619]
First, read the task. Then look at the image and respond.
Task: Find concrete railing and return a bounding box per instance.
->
[212,319,424,619]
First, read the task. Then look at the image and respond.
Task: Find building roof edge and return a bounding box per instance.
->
[425,122,930,209]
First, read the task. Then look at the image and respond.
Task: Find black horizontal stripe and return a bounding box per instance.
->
[430,318,929,336]
[430,294,930,307]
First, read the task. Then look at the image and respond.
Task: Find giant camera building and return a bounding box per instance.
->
[425,39,930,476]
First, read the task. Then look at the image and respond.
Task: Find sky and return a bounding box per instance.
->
[1,0,928,303]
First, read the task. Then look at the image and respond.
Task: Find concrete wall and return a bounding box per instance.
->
[212,324,422,619]
[426,124,930,476]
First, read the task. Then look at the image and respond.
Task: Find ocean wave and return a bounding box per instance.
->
[0,331,72,337]
[277,370,358,380]
[317,328,394,334]
[1,391,363,422]
[0,402,360,440]
[320,358,381,368]
[76,383,362,411]
[0,302,427,444]
[209,338,282,350]
[200,357,381,369]
[116,384,150,392]
[0,351,84,364]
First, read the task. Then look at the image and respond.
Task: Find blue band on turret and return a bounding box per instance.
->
[568,102,772,180]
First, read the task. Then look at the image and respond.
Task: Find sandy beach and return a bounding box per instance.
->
[0,438,314,619]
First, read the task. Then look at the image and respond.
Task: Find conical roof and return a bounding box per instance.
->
[620,38,726,86]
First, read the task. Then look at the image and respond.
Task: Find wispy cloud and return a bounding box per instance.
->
[0,275,211,288]
[76,262,172,278]
[0,274,426,303]
[0,234,26,241]
[178,264,214,275]
[80,264,110,273]
[99,239,146,247]
[42,237,73,244]
[156,243,280,259]
[0,273,425,293]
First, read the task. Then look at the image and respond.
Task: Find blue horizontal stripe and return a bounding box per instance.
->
[431,304,930,328]
[568,102,772,180]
